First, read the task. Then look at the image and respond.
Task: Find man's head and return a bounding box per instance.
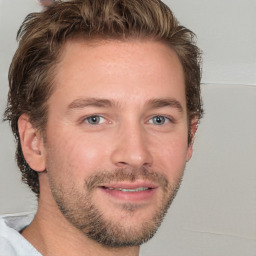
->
[4,0,203,248]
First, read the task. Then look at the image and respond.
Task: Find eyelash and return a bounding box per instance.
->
[148,115,174,125]
[83,114,174,126]
[83,115,107,125]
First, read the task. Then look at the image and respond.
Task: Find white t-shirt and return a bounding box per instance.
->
[0,212,42,256]
[0,212,142,256]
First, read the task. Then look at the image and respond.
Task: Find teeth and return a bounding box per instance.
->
[108,187,149,192]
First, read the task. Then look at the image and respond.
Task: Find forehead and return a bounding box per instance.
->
[50,38,186,109]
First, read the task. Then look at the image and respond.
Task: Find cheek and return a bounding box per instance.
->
[150,134,188,179]
[45,130,110,178]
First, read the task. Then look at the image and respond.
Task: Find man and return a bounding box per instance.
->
[0,0,203,255]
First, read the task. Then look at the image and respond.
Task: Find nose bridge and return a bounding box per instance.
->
[110,119,153,168]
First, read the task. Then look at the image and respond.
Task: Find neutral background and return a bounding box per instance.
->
[0,0,255,255]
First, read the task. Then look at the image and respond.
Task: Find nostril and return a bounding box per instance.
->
[110,138,153,169]
[116,161,128,167]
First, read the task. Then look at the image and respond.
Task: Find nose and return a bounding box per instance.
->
[110,123,153,169]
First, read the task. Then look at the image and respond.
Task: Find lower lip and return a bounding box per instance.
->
[99,187,156,202]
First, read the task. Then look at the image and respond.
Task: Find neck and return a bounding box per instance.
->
[22,194,140,256]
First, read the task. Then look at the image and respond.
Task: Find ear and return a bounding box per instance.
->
[18,114,46,172]
[186,117,199,162]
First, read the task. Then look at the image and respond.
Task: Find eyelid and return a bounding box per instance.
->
[84,115,105,124]
[81,114,110,125]
[79,114,175,126]
[147,115,175,125]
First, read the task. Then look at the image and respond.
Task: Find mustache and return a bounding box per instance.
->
[85,167,169,192]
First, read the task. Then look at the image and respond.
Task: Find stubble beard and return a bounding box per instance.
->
[49,167,183,248]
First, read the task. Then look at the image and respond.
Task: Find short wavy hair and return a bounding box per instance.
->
[4,0,203,195]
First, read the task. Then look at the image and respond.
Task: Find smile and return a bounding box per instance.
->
[104,187,150,192]
[99,183,157,202]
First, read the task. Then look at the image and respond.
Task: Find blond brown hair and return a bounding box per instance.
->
[4,0,203,195]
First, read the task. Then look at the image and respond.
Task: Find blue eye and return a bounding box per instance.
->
[85,115,105,125]
[149,116,169,125]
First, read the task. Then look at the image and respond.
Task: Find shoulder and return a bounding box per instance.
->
[0,212,42,256]
[0,235,17,256]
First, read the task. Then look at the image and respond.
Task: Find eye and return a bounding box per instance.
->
[149,115,170,125]
[84,115,105,125]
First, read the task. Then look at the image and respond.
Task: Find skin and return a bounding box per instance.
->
[38,0,55,7]
[18,39,197,256]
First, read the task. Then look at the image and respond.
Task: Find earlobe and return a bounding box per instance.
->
[186,118,199,162]
[18,114,46,172]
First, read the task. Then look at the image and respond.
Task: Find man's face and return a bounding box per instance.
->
[41,39,193,247]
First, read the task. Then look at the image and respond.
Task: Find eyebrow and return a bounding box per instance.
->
[67,97,183,112]
[68,98,116,109]
[146,98,184,112]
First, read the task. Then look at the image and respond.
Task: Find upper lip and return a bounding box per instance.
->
[99,181,158,190]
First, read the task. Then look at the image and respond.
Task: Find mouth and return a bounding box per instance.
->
[102,186,152,192]
[98,182,157,202]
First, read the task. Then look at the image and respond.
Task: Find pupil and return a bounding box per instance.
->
[90,116,98,123]
[155,116,163,124]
